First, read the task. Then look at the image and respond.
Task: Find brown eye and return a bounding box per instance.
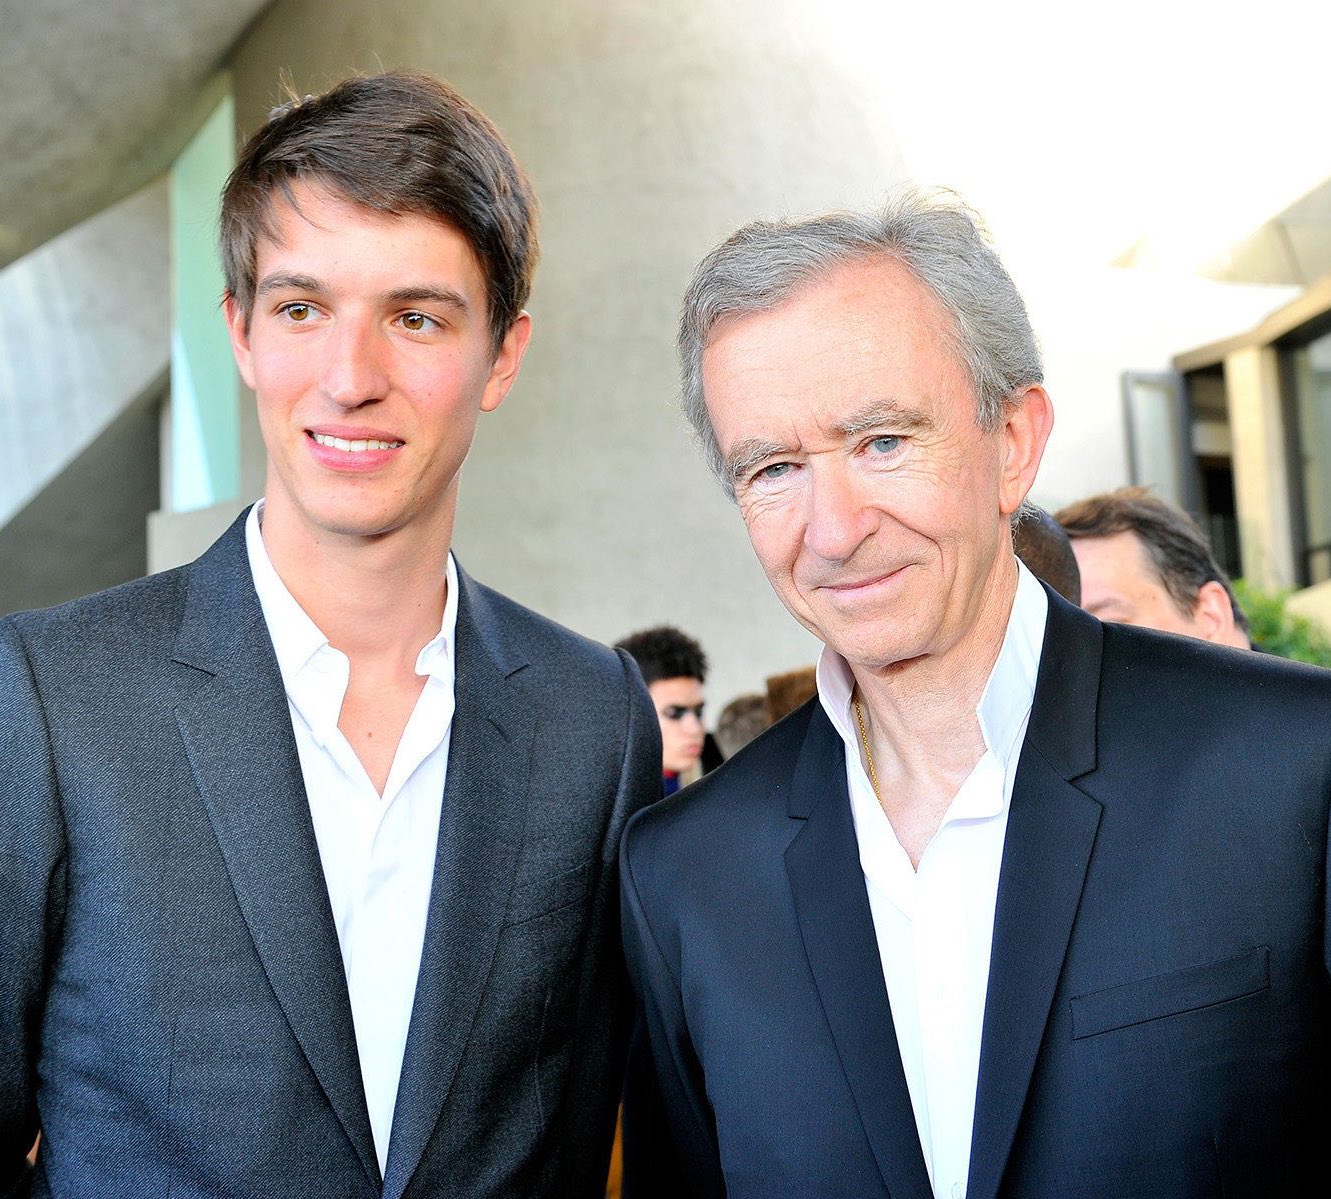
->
[282,303,312,322]
[400,311,437,332]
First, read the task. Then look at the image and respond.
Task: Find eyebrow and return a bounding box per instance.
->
[254,274,471,316]
[724,399,937,483]
[833,399,936,439]
[381,286,470,315]
[255,272,325,298]
[726,438,791,484]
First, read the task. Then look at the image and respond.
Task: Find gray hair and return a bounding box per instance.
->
[678,188,1043,497]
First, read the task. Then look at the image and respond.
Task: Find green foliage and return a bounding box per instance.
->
[1233,579,1331,666]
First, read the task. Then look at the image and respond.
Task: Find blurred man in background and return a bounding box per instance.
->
[1056,486,1249,648]
[616,626,712,794]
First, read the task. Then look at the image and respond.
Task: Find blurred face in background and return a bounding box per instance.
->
[1072,530,1248,647]
[649,677,706,774]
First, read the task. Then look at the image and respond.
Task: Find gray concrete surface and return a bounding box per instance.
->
[0,181,169,529]
[0,0,271,268]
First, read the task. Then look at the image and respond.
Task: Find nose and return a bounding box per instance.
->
[682,711,705,738]
[320,315,389,408]
[802,462,875,563]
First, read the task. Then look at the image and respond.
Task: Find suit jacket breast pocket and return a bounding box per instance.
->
[503,860,594,928]
[1070,945,1270,1040]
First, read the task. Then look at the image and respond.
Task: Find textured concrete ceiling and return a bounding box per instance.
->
[0,0,272,269]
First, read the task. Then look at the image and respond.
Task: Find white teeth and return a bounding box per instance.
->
[311,433,403,452]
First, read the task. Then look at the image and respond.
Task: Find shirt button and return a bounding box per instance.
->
[952,1184,963,1199]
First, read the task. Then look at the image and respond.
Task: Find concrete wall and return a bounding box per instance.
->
[0,181,169,529]
[0,180,170,613]
[0,381,163,615]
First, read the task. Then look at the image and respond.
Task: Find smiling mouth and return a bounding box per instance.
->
[309,432,404,452]
[822,566,907,593]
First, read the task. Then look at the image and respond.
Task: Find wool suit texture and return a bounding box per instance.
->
[0,511,663,1199]
[621,587,1331,1199]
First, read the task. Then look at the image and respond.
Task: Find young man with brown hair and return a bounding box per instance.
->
[0,72,660,1199]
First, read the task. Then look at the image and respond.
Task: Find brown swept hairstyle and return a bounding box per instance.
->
[220,71,538,352]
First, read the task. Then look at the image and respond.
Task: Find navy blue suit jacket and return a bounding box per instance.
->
[0,511,662,1198]
[621,590,1331,1197]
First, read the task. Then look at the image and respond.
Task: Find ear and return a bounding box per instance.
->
[224,293,257,391]
[480,311,533,413]
[1191,580,1240,644]
[998,384,1054,518]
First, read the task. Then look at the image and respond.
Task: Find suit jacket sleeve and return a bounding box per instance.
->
[543,648,663,1196]
[620,807,727,1199]
[1325,765,1331,986]
[0,619,67,1198]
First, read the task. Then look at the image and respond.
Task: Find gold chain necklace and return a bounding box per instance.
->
[852,696,880,801]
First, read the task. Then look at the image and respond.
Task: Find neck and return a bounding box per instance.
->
[851,555,1020,815]
[259,497,454,662]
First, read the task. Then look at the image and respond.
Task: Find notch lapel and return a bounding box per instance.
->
[965,593,1105,1199]
[381,570,532,1199]
[171,513,380,1189]
[784,707,934,1199]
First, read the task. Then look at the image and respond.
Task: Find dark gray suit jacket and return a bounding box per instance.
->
[0,511,661,1198]
[622,589,1331,1198]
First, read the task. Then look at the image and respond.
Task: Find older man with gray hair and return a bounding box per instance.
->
[620,190,1331,1199]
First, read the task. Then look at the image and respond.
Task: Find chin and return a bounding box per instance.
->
[301,497,408,539]
[833,628,932,672]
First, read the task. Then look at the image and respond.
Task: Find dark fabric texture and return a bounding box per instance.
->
[0,510,663,1199]
[621,586,1331,1199]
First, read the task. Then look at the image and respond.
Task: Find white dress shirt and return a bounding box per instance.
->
[816,562,1048,1199]
[245,501,458,1174]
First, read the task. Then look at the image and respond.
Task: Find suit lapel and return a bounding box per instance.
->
[965,592,1105,1199]
[381,569,532,1199]
[785,706,934,1199]
[171,512,380,1188]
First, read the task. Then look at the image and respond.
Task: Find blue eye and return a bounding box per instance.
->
[869,435,901,454]
[757,462,792,481]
